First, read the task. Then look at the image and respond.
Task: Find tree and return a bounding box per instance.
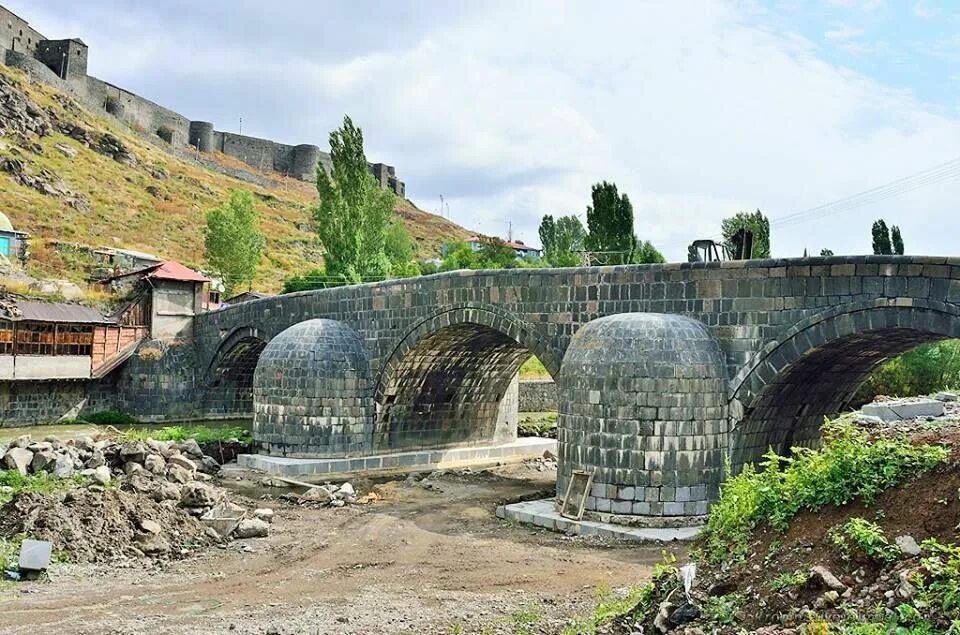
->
[871,219,892,255]
[721,209,770,259]
[478,237,520,268]
[891,225,904,255]
[384,221,419,278]
[204,190,265,297]
[585,182,636,265]
[820,248,834,257]
[634,239,666,264]
[687,244,701,263]
[314,115,396,284]
[539,214,586,267]
[440,240,480,271]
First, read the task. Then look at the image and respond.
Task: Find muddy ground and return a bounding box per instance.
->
[0,462,678,635]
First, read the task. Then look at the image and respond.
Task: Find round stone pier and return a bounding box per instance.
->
[253,319,374,457]
[556,313,729,526]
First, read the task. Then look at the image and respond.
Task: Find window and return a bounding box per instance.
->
[16,323,55,355]
[0,320,13,355]
[55,325,93,356]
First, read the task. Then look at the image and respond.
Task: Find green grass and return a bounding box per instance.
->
[121,424,252,444]
[518,412,557,438]
[829,518,901,564]
[519,356,551,379]
[702,419,949,564]
[0,470,84,506]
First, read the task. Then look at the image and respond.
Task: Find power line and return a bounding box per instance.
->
[772,155,960,228]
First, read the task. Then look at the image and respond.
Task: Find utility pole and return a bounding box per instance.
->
[508,221,513,242]
[439,194,445,219]
[239,116,243,135]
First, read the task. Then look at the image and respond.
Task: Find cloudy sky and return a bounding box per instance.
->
[14,0,960,260]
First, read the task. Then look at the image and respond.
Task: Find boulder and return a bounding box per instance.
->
[233,518,270,539]
[3,447,33,475]
[91,465,111,485]
[199,456,220,474]
[84,450,105,469]
[52,454,75,478]
[154,481,182,502]
[139,518,163,535]
[123,461,143,476]
[177,439,203,459]
[144,454,166,475]
[895,535,921,557]
[120,440,147,463]
[166,464,192,484]
[301,487,333,503]
[8,435,32,449]
[136,532,170,555]
[180,482,219,508]
[30,449,56,473]
[167,455,197,472]
[810,565,848,592]
[253,508,274,524]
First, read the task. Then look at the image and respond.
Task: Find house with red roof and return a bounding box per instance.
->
[100,261,214,340]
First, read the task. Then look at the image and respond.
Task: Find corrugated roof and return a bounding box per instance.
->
[15,301,112,324]
[101,260,209,283]
[149,261,210,283]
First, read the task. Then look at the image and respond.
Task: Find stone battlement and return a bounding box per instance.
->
[0,4,405,196]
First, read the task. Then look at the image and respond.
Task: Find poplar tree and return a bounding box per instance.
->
[204,190,265,296]
[314,116,395,284]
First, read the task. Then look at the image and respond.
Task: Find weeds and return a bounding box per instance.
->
[829,518,901,564]
[701,593,743,626]
[120,424,252,444]
[702,420,948,563]
[0,470,83,505]
[504,603,542,634]
[769,569,808,591]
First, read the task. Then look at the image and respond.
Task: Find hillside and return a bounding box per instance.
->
[0,64,472,292]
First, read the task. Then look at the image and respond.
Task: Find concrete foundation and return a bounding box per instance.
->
[238,437,556,477]
[496,499,701,542]
[861,399,945,421]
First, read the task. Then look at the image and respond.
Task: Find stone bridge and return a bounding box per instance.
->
[180,255,960,522]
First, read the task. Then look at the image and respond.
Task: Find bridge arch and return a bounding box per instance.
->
[373,304,556,451]
[731,299,960,469]
[204,326,269,417]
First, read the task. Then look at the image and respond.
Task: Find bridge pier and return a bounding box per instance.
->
[252,319,374,457]
[556,313,728,525]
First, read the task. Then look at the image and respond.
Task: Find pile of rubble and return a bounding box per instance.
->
[0,434,273,564]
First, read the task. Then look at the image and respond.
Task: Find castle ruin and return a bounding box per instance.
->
[0,5,405,196]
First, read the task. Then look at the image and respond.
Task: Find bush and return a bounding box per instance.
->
[83,410,139,426]
[830,518,900,563]
[702,421,949,563]
[854,340,960,405]
[121,424,251,444]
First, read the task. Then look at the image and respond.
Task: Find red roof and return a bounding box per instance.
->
[149,261,210,283]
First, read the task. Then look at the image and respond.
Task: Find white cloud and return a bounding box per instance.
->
[913,2,940,19]
[825,25,865,41]
[17,0,960,260]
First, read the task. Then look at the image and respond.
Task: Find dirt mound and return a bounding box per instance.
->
[0,485,215,563]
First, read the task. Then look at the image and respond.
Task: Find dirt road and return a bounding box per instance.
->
[0,464,680,634]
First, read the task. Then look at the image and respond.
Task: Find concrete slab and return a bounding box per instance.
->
[496,499,702,542]
[861,399,944,421]
[239,437,557,477]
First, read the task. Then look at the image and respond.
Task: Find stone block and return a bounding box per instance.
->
[861,399,944,421]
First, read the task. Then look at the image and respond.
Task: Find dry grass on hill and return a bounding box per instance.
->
[0,65,471,292]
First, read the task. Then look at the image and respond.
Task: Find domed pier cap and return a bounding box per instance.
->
[556,313,729,526]
[253,319,374,457]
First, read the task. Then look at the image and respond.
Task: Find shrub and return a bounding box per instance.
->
[701,593,744,626]
[829,518,900,564]
[83,410,139,426]
[769,569,808,591]
[702,421,948,563]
